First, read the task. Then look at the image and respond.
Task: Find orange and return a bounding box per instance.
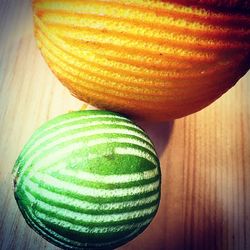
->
[33,0,250,120]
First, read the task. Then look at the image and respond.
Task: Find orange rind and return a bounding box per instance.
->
[33,0,250,120]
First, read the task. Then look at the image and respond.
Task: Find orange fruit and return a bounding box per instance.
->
[33,0,250,120]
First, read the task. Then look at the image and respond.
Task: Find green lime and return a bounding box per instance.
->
[13,110,161,249]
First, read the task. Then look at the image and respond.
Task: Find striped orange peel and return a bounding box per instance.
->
[32,0,250,121]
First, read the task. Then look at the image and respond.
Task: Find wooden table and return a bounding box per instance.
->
[1,1,250,249]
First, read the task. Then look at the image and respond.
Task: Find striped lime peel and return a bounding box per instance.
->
[13,110,161,250]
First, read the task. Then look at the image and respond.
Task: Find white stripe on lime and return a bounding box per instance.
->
[21,119,147,163]
[35,210,152,234]
[84,145,157,167]
[42,144,157,174]
[114,147,157,165]
[19,126,152,167]
[21,131,154,172]
[25,182,159,211]
[58,167,159,184]
[18,142,157,186]
[24,204,150,248]
[19,113,130,157]
[27,174,160,198]
[25,191,157,223]
[24,206,84,247]
[86,137,155,155]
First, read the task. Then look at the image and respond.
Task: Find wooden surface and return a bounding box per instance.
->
[0,1,250,250]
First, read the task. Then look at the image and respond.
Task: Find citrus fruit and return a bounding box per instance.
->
[33,0,250,120]
[13,110,161,249]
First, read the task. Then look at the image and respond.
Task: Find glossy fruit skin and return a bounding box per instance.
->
[33,1,250,120]
[13,110,161,250]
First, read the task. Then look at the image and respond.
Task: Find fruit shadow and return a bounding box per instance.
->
[120,168,225,250]
[160,200,225,250]
[134,120,174,157]
[119,118,226,250]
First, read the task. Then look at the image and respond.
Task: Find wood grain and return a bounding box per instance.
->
[0,1,250,249]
